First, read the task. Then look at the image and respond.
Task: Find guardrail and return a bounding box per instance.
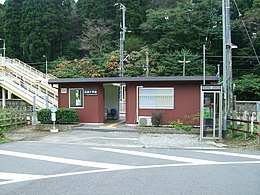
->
[227,111,260,141]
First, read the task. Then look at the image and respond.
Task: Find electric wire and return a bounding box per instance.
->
[232,0,260,66]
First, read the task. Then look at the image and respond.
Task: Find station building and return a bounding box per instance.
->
[49,76,218,125]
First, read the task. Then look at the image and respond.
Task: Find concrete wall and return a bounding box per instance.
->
[236,101,260,115]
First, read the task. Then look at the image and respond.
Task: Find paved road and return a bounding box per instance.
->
[0,141,259,195]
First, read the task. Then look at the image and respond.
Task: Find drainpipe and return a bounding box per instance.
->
[136,86,143,123]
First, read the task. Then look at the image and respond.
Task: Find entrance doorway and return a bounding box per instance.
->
[200,85,222,140]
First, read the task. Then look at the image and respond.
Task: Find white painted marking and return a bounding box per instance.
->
[0,172,43,180]
[0,150,134,169]
[195,150,260,160]
[1,160,260,186]
[72,137,139,141]
[92,147,215,164]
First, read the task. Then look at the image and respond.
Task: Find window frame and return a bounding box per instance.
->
[139,87,174,109]
[69,88,84,109]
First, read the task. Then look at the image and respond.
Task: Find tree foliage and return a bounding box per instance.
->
[1,0,260,100]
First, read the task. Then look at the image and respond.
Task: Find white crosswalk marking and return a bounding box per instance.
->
[195,150,260,160]
[92,147,215,164]
[0,148,259,186]
[0,149,134,169]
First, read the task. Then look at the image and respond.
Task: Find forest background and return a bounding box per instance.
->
[0,0,259,100]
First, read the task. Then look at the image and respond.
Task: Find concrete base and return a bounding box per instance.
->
[50,128,59,133]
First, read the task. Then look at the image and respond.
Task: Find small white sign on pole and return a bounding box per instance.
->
[50,107,58,133]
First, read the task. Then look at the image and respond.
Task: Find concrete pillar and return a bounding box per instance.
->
[2,88,6,108]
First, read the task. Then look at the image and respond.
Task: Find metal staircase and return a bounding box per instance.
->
[0,57,58,108]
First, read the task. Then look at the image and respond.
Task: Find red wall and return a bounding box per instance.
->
[126,82,201,125]
[59,83,104,123]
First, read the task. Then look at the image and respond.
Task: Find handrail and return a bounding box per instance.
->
[0,69,57,108]
[4,57,58,95]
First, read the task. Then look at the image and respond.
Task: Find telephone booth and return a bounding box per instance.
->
[200,85,222,140]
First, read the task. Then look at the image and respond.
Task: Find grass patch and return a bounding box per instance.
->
[0,137,12,144]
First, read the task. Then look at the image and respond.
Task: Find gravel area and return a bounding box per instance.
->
[5,125,259,150]
[140,134,216,148]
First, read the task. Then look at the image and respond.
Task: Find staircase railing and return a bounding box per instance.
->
[0,69,57,108]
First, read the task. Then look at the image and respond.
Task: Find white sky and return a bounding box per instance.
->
[0,0,5,5]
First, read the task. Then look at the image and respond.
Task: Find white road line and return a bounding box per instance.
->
[1,160,260,186]
[0,172,43,180]
[0,150,134,169]
[92,147,215,164]
[195,150,260,160]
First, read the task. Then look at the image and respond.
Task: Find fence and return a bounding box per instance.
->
[227,111,260,142]
[0,107,32,128]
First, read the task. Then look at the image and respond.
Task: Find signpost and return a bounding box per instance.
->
[50,106,58,133]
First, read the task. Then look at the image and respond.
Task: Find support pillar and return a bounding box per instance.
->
[7,91,12,99]
[2,88,6,108]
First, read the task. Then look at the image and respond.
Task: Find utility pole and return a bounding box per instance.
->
[178,53,190,76]
[115,3,126,115]
[203,44,206,85]
[115,3,126,77]
[43,55,48,76]
[146,49,149,77]
[222,0,236,137]
[222,0,228,136]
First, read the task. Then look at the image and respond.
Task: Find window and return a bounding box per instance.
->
[139,88,174,109]
[69,88,84,108]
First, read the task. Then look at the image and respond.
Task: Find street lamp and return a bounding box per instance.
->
[43,55,48,75]
[0,38,6,57]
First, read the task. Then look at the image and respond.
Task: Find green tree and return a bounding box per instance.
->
[20,0,73,62]
[235,74,260,100]
[3,0,23,59]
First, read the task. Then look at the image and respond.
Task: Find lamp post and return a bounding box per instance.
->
[0,38,6,57]
[43,55,48,75]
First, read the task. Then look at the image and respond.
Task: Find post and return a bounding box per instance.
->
[232,110,237,136]
[178,53,190,76]
[2,88,6,108]
[243,111,249,140]
[203,44,206,85]
[45,96,49,108]
[146,49,149,77]
[119,32,124,77]
[257,112,260,143]
[217,64,220,82]
[250,112,256,135]
[32,96,36,125]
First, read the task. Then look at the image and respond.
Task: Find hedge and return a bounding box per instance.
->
[37,108,79,124]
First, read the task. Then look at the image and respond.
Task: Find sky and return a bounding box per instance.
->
[0,0,5,5]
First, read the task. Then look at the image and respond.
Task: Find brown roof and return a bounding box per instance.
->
[49,76,218,84]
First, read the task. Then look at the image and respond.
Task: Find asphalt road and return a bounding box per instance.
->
[0,141,260,195]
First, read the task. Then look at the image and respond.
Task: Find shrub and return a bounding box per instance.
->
[37,108,79,124]
[37,109,52,124]
[56,108,79,124]
[151,111,163,127]
[170,119,192,131]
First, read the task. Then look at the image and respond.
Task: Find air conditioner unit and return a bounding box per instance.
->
[138,116,152,126]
